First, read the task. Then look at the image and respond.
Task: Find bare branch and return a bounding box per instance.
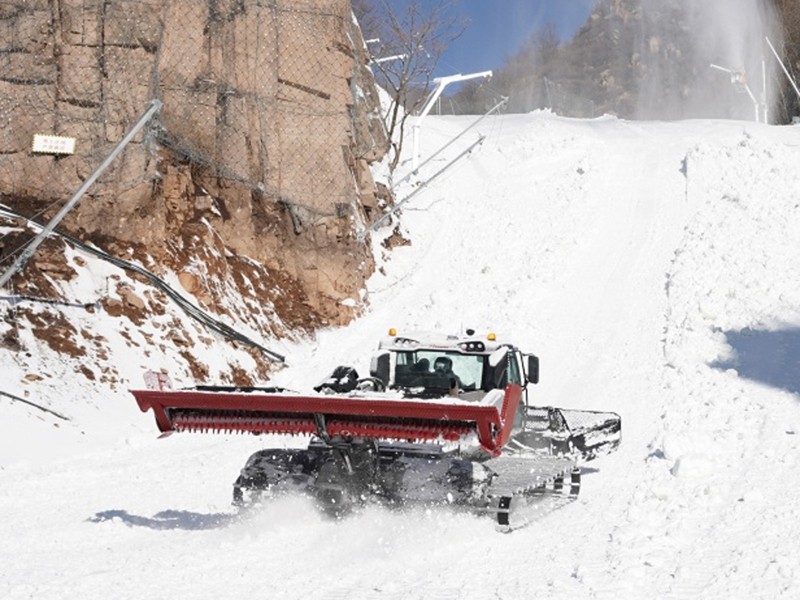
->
[354,0,466,171]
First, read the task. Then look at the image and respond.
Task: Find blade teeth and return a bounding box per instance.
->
[169,410,476,443]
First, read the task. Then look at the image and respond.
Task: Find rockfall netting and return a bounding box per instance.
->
[0,0,386,237]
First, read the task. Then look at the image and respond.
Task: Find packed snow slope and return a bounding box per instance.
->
[3,112,800,599]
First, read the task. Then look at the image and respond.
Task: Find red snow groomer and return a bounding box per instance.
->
[132,329,621,530]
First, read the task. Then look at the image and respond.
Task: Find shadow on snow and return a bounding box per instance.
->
[89,509,239,530]
[710,326,800,396]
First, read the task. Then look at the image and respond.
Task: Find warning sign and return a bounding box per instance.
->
[31,134,76,155]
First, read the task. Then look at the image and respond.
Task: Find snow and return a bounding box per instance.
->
[3,111,800,598]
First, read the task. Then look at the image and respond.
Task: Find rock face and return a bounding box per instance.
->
[0,0,388,327]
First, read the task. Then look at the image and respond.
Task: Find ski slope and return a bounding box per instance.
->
[3,112,800,599]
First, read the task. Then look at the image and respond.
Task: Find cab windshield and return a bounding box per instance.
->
[393,350,485,391]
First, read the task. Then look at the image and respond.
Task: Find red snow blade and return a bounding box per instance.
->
[131,385,523,456]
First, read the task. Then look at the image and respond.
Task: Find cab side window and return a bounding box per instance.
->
[507,353,522,385]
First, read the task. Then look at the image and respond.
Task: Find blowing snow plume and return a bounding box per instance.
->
[635,0,782,120]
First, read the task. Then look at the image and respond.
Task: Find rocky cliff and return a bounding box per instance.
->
[0,0,388,335]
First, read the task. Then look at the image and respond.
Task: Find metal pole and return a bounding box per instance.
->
[395,96,508,188]
[362,135,485,238]
[766,36,800,102]
[710,64,759,123]
[370,53,407,65]
[743,83,760,123]
[0,99,162,289]
[762,57,769,124]
[412,70,492,169]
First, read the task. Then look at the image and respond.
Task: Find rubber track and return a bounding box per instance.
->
[483,455,579,531]
[484,455,576,497]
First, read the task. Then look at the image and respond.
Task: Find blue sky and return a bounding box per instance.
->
[429,1,597,78]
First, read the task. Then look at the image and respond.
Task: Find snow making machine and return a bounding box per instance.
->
[132,329,621,530]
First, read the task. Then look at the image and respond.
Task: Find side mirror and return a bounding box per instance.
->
[527,355,540,385]
[370,351,391,386]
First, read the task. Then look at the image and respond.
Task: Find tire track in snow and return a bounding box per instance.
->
[503,124,740,598]
[597,131,800,599]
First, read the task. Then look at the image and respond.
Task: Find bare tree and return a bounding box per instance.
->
[353,0,466,172]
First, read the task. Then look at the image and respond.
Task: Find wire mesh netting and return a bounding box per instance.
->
[0,0,386,252]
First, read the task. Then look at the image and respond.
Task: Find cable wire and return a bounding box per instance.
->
[0,207,286,363]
